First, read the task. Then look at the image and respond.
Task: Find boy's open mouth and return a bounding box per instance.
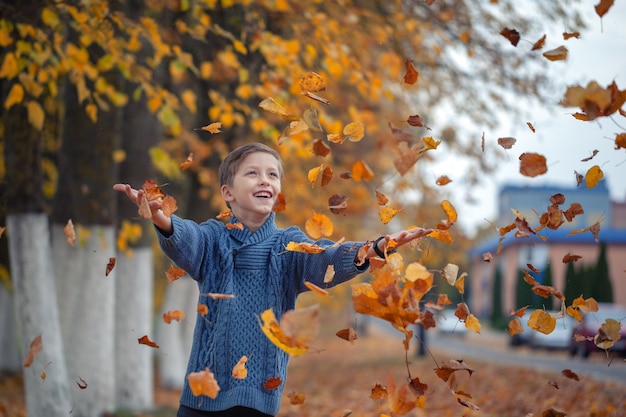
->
[254,191,272,198]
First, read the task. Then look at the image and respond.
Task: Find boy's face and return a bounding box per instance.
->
[220,152,282,224]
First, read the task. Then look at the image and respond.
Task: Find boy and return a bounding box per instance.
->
[113,142,432,417]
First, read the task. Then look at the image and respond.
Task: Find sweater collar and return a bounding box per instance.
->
[228,212,277,245]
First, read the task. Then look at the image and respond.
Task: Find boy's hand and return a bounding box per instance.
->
[370,227,434,259]
[113,183,173,234]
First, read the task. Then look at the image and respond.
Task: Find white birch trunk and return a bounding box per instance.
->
[156,275,197,388]
[0,285,21,372]
[7,213,72,417]
[114,247,154,410]
[52,223,115,417]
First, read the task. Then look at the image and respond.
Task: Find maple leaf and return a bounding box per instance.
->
[188,367,220,398]
[232,355,248,379]
[103,257,116,277]
[258,305,320,356]
[403,59,419,85]
[23,334,42,368]
[163,309,185,323]
[138,335,159,349]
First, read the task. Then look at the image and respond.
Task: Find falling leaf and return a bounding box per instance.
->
[226,222,244,230]
[76,376,88,389]
[508,318,524,336]
[519,152,547,177]
[258,305,320,356]
[500,27,520,46]
[232,356,248,379]
[312,139,331,156]
[572,295,599,313]
[527,122,536,132]
[197,304,209,316]
[438,199,457,229]
[263,377,282,390]
[497,137,516,149]
[562,253,581,263]
[441,263,459,286]
[64,219,76,246]
[585,165,604,188]
[563,31,580,40]
[336,327,358,343]
[304,281,329,296]
[403,59,419,84]
[543,45,568,61]
[258,97,297,120]
[435,175,452,186]
[323,265,335,283]
[23,334,42,368]
[482,252,493,262]
[379,206,401,224]
[407,114,430,129]
[615,133,626,149]
[286,390,305,406]
[285,241,326,253]
[105,257,116,277]
[272,192,286,213]
[138,193,152,219]
[303,90,331,105]
[328,194,349,215]
[527,310,556,335]
[188,367,220,398]
[138,335,159,349]
[531,34,546,51]
[163,310,185,323]
[561,369,580,381]
[351,160,374,181]
[594,318,622,350]
[580,149,599,162]
[161,195,178,217]
[568,221,600,242]
[370,383,388,400]
[206,292,236,300]
[386,373,420,416]
[434,359,474,382]
[195,122,222,134]
[179,153,193,170]
[303,108,323,133]
[299,71,326,93]
[595,0,615,18]
[344,122,365,142]
[165,265,185,283]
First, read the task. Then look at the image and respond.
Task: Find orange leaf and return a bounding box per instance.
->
[226,222,244,230]
[562,369,580,381]
[343,122,365,142]
[403,59,419,85]
[531,34,546,51]
[594,318,622,350]
[312,139,331,157]
[179,152,193,170]
[188,367,220,398]
[562,253,581,263]
[165,265,185,283]
[263,377,282,390]
[508,318,524,336]
[543,45,568,61]
[434,359,474,382]
[595,0,615,17]
[328,194,348,215]
[351,160,374,181]
[272,192,286,213]
[500,27,520,46]
[197,304,209,316]
[232,355,248,379]
[572,295,599,313]
[375,190,389,205]
[161,195,178,217]
[285,241,326,253]
[195,122,222,134]
[336,327,358,343]
[497,137,517,149]
[427,229,452,243]
[585,165,604,188]
[258,305,320,356]
[519,152,547,177]
[23,334,42,368]
[287,390,305,405]
[304,281,329,296]
[527,310,556,335]
[435,175,452,186]
[258,97,297,120]
[163,310,185,324]
[299,71,325,93]
[138,335,159,349]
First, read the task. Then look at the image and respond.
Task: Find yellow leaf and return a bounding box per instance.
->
[305,213,333,239]
[465,313,481,333]
[422,136,440,150]
[187,367,220,398]
[543,45,568,61]
[181,89,197,114]
[343,122,365,142]
[258,97,297,120]
[258,305,320,356]
[585,165,604,189]
[4,83,24,109]
[232,355,248,379]
[0,52,19,79]
[527,309,556,335]
[41,7,60,28]
[307,164,323,187]
[200,61,213,79]
[284,241,325,254]
[427,229,452,243]
[27,100,44,131]
[379,206,400,225]
[85,103,97,123]
[232,39,247,55]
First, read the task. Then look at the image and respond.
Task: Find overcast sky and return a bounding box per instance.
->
[443,1,626,236]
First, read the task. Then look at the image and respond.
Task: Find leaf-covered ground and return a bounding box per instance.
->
[2,320,625,417]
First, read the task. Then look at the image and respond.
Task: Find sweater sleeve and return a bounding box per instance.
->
[281,226,369,292]
[155,215,219,281]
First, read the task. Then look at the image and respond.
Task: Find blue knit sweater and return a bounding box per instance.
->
[156,213,369,416]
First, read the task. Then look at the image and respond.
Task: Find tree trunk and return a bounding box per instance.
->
[51,77,120,416]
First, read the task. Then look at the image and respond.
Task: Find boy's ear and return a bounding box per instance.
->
[221,184,234,203]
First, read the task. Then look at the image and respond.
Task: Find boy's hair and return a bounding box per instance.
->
[219,142,284,186]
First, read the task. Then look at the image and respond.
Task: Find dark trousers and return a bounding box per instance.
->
[177,405,273,417]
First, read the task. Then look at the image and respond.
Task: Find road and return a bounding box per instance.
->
[371,319,626,384]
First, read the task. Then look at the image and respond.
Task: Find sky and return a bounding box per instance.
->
[439,1,626,236]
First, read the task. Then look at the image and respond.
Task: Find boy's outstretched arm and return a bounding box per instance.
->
[113,183,173,234]
[367,227,434,259]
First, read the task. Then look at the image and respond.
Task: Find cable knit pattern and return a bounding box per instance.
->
[156,213,368,416]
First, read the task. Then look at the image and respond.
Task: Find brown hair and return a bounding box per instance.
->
[218,142,283,186]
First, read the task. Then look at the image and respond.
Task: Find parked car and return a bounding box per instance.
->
[529,314,576,350]
[569,303,626,358]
